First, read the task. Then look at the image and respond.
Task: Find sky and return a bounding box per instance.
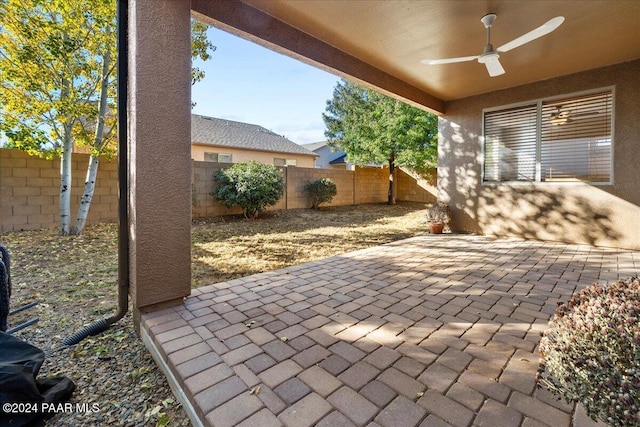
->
[191,26,341,145]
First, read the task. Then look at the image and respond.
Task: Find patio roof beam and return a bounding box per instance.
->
[190,0,445,114]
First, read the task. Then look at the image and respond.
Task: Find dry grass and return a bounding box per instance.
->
[191,202,430,286]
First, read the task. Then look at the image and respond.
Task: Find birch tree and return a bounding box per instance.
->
[323,79,438,205]
[0,0,213,235]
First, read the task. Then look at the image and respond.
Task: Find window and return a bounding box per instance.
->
[204,152,232,163]
[274,158,297,167]
[483,89,613,183]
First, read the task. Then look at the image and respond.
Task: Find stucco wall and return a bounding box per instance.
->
[439,59,640,250]
[191,144,316,169]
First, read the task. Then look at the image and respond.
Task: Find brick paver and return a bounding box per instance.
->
[338,361,380,390]
[278,392,332,427]
[204,392,263,427]
[236,408,282,427]
[417,390,475,427]
[141,235,640,427]
[259,360,303,389]
[274,377,312,405]
[317,411,357,427]
[474,400,523,427]
[328,386,378,426]
[374,395,427,427]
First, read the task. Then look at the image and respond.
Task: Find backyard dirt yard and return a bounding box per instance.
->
[1,202,430,426]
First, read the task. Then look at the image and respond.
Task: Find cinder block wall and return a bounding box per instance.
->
[285,166,358,209]
[192,161,391,217]
[1,148,118,232]
[2,149,430,231]
[355,167,389,204]
[396,168,438,204]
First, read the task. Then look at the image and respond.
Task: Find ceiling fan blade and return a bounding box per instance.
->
[421,56,478,65]
[484,57,505,77]
[497,16,565,53]
[570,110,601,118]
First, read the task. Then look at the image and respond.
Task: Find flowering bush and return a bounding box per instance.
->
[537,276,640,426]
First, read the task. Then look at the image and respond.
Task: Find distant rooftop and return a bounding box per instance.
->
[329,153,347,164]
[192,115,317,157]
[301,141,328,151]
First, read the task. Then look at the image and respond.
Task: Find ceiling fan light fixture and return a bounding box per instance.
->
[478,52,505,76]
[550,107,570,124]
[550,116,568,125]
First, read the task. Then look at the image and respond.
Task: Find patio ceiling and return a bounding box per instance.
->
[191,0,640,114]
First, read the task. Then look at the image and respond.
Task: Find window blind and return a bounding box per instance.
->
[484,104,537,182]
[540,92,612,182]
[483,89,613,183]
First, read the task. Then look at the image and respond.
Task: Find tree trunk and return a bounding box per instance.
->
[59,78,72,236]
[73,155,99,234]
[73,48,111,235]
[387,153,396,205]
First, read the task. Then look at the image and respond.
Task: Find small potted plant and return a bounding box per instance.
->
[427,201,451,234]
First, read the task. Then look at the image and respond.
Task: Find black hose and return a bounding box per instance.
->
[60,318,109,346]
[59,0,129,347]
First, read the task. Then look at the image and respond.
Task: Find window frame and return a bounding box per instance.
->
[203,152,233,163]
[481,86,615,186]
[274,158,297,167]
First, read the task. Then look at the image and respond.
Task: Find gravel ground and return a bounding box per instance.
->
[9,310,190,426]
[4,223,190,427]
[2,203,429,426]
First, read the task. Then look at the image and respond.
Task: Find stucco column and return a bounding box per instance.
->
[128,0,191,320]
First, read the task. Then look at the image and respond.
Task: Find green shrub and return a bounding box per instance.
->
[537,276,640,426]
[303,178,337,209]
[213,161,285,219]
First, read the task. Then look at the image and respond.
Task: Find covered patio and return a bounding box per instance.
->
[123,1,640,426]
[141,235,639,427]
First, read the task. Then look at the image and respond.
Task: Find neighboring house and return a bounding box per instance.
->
[191,114,317,168]
[302,141,354,170]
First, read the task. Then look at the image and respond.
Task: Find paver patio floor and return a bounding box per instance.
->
[140,235,639,427]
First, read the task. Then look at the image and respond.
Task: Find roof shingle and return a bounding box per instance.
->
[191,115,317,157]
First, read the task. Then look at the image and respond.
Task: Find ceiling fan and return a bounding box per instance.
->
[421,14,565,77]
[550,106,571,125]
[549,105,601,125]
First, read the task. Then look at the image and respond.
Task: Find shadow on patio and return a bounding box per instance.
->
[141,235,638,427]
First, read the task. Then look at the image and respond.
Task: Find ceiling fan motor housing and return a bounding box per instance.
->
[478,46,499,63]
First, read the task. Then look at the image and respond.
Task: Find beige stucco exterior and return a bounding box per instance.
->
[439,59,640,250]
[191,144,316,168]
[128,0,192,314]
